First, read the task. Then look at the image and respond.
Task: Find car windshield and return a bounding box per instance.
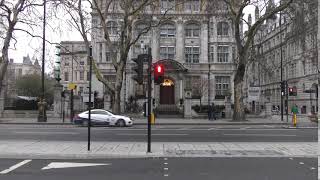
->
[83,110,114,115]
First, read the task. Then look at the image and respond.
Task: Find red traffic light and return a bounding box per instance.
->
[154,64,164,75]
[156,65,162,73]
[154,64,164,84]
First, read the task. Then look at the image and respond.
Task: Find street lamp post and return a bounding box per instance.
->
[38,0,47,122]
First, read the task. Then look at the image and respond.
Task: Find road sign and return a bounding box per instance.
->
[68,83,77,90]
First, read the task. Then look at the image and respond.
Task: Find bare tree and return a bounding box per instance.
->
[222,0,293,121]
[192,77,208,110]
[57,0,170,114]
[0,0,44,95]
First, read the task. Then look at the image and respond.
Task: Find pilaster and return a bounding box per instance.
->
[176,18,184,63]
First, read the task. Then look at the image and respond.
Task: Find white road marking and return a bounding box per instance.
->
[42,162,111,170]
[164,158,168,160]
[289,158,293,160]
[14,131,79,135]
[116,133,188,136]
[164,168,169,170]
[164,174,169,177]
[0,160,32,174]
[164,162,168,165]
[223,133,296,137]
[208,128,216,130]
[299,162,304,165]
[310,167,316,170]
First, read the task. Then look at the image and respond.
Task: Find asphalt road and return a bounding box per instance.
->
[0,157,317,180]
[0,124,317,142]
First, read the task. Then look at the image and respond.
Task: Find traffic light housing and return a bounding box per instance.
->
[288,86,297,96]
[280,81,288,96]
[132,57,144,85]
[55,46,61,82]
[154,64,164,85]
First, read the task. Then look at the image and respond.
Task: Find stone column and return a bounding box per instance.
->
[265,102,272,117]
[184,90,192,118]
[53,83,63,118]
[104,94,111,111]
[152,25,160,61]
[200,21,208,63]
[64,92,70,118]
[225,98,232,118]
[176,18,184,63]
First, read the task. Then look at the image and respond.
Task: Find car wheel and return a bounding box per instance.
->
[116,119,125,127]
[82,120,89,127]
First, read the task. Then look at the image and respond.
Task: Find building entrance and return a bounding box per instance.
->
[160,79,175,104]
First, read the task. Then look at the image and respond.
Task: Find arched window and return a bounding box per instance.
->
[185,23,200,37]
[107,21,118,35]
[160,23,175,37]
[135,23,149,37]
[217,22,229,36]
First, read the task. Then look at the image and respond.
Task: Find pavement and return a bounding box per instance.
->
[0,114,318,128]
[0,114,317,160]
[0,140,317,159]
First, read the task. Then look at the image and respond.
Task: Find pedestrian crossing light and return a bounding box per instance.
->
[154,64,164,85]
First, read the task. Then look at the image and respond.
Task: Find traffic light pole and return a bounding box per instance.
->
[147,47,152,153]
[88,46,93,151]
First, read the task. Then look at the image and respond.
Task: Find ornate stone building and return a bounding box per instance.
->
[90,0,237,115]
[246,0,318,115]
[5,55,41,98]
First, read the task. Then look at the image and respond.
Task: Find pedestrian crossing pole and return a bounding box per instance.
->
[147,47,152,153]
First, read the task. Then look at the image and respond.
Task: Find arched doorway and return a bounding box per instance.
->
[160,78,175,104]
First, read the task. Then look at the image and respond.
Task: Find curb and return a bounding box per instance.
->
[0,122,73,125]
[0,122,291,126]
[0,153,316,160]
[282,126,318,129]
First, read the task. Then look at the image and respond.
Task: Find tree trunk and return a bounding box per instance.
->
[113,89,121,114]
[0,59,8,95]
[112,65,124,114]
[233,77,246,121]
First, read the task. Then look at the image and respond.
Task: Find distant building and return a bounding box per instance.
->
[246,0,318,115]
[5,55,41,99]
[57,41,103,103]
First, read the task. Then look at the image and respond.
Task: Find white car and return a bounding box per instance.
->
[73,109,133,127]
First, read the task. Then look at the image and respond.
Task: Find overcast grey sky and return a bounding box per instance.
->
[7,2,268,72]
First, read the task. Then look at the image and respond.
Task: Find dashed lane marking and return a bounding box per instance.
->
[223,133,296,137]
[116,133,188,136]
[0,160,32,174]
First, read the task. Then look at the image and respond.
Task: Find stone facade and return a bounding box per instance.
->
[246,0,318,115]
[90,0,237,114]
[58,41,89,96]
